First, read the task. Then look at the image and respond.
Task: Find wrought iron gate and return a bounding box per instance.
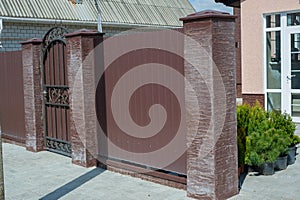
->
[42,27,71,156]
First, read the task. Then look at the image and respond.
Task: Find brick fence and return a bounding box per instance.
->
[6,10,239,199]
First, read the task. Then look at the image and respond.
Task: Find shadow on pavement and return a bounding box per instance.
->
[39,168,105,200]
[238,171,247,190]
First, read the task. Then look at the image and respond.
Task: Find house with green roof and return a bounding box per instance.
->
[0,0,195,51]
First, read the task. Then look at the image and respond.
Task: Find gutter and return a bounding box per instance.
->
[0,16,182,29]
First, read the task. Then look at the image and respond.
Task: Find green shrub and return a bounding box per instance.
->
[273,129,291,156]
[237,128,246,167]
[236,104,250,167]
[268,111,296,148]
[237,101,296,166]
[269,111,295,136]
[248,101,268,135]
[245,129,282,166]
[292,134,300,145]
[237,103,251,131]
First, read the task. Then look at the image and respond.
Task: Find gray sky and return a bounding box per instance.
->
[189,0,233,14]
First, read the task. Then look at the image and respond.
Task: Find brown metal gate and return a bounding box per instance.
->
[97,30,187,180]
[42,27,71,156]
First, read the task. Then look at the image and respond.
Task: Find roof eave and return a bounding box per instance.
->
[215,0,240,8]
[0,16,183,29]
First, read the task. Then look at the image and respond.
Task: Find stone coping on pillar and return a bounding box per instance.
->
[20,38,42,45]
[180,10,236,22]
[65,29,105,38]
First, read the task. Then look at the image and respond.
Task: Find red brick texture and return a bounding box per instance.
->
[243,94,265,108]
[21,39,44,152]
[181,11,239,199]
[66,30,104,167]
[234,8,242,98]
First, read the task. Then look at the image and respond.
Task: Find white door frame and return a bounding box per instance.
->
[284,27,300,122]
[264,12,300,122]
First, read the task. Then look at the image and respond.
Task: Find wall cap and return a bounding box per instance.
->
[20,38,42,45]
[180,10,236,22]
[65,29,105,38]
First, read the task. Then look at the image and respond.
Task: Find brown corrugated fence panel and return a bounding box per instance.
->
[0,51,26,143]
[97,29,186,175]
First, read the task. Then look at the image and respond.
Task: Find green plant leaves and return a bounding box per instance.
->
[237,101,296,167]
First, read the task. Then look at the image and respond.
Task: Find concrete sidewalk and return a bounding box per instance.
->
[229,147,300,200]
[2,142,300,200]
[3,143,191,200]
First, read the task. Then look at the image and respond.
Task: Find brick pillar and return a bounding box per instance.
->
[21,38,44,152]
[181,11,238,199]
[66,29,104,167]
[234,7,242,99]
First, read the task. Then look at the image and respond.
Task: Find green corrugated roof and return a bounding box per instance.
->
[0,0,195,27]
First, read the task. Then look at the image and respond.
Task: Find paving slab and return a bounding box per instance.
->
[2,142,300,199]
[2,143,192,200]
[229,147,300,200]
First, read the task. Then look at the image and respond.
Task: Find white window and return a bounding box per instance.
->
[0,19,2,48]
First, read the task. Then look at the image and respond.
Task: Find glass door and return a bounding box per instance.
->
[285,30,300,122]
[265,12,300,122]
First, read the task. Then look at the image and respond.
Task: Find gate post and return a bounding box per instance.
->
[21,38,44,152]
[181,11,238,199]
[66,29,104,167]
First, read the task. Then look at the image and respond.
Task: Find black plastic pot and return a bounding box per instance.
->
[275,155,287,170]
[260,162,275,175]
[288,146,296,165]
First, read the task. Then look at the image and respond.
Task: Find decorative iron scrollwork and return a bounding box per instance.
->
[46,137,72,157]
[46,87,69,106]
[42,27,68,53]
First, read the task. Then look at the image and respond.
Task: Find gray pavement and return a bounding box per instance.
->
[2,142,300,200]
[229,146,300,200]
[3,143,191,200]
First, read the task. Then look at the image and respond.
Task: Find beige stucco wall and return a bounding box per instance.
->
[241,0,300,94]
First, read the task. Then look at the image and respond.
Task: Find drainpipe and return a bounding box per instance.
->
[94,0,103,33]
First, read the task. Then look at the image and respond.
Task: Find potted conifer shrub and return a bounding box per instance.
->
[275,113,298,165]
[245,128,281,175]
[274,131,291,170]
[269,111,292,170]
[288,134,300,165]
